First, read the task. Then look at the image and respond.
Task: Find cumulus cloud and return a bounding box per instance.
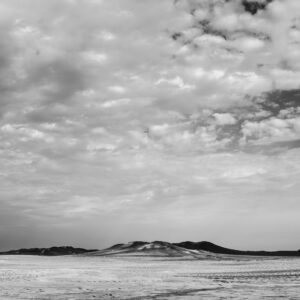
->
[241,115,300,145]
[213,113,237,125]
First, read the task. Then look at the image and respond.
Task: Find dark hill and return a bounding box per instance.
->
[84,241,217,258]
[0,246,98,256]
[1,241,300,257]
[174,241,244,255]
[174,241,300,257]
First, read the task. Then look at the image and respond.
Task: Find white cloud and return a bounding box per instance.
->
[270,69,300,90]
[241,116,300,145]
[108,86,127,94]
[101,98,131,108]
[155,76,195,90]
[99,30,116,41]
[82,51,108,64]
[1,124,53,142]
[213,113,237,125]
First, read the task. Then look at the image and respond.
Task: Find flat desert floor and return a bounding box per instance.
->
[0,255,300,299]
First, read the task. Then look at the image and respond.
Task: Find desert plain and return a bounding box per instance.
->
[0,255,300,299]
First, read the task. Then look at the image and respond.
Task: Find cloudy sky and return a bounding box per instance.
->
[1,0,300,251]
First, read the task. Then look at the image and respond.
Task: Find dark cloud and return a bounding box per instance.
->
[29,60,86,104]
[257,89,300,116]
[242,0,273,15]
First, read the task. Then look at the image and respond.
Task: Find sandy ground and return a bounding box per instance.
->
[0,255,300,299]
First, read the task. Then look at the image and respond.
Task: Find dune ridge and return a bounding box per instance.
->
[84,241,217,259]
[1,241,300,258]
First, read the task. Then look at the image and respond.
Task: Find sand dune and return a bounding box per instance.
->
[2,241,299,258]
[84,241,219,259]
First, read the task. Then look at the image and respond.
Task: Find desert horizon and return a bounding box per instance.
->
[1,0,300,298]
[1,240,300,256]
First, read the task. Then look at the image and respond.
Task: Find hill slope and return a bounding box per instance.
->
[174,241,300,257]
[0,246,98,256]
[1,241,299,257]
[84,241,217,259]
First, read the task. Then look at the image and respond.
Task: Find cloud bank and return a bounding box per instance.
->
[0,0,300,250]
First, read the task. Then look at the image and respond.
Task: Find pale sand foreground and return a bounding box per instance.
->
[0,255,300,299]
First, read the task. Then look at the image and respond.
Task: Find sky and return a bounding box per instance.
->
[0,0,300,251]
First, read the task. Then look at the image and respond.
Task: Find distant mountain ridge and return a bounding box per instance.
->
[1,241,300,257]
[174,241,300,257]
[0,246,98,256]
